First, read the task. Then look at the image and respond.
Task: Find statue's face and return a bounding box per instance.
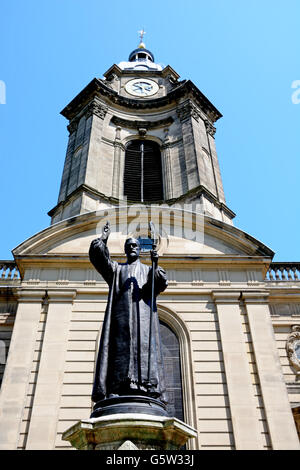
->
[124,238,140,262]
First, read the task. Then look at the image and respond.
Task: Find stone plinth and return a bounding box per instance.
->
[62,413,197,450]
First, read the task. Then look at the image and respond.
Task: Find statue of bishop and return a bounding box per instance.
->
[89,222,168,407]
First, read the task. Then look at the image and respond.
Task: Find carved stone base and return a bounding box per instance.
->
[91,395,168,418]
[62,413,197,450]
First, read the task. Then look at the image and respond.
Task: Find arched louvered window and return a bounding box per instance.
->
[160,321,184,421]
[124,140,163,202]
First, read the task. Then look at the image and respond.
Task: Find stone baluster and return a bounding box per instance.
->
[292,267,299,280]
[280,267,287,281]
[0,262,19,280]
[13,268,19,279]
[1,265,6,279]
[275,268,281,280]
[268,268,275,281]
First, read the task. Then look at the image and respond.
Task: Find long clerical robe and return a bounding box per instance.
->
[89,238,168,403]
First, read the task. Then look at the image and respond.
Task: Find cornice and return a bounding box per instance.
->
[60,78,222,123]
[48,182,236,222]
[103,64,180,80]
[48,183,120,217]
[163,184,236,220]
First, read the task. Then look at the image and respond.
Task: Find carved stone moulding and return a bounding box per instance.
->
[86,100,108,120]
[67,99,108,133]
[176,102,201,122]
[111,115,173,130]
[62,413,197,450]
[204,119,216,137]
[67,119,79,135]
[286,325,300,374]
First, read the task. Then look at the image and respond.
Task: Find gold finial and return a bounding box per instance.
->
[137,28,146,48]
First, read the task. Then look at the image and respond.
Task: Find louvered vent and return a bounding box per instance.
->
[124,140,163,202]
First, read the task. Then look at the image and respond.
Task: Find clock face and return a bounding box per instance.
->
[125,78,159,97]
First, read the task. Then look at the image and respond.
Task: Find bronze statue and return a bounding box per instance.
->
[89,222,168,416]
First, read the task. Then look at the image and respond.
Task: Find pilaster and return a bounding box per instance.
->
[83,100,108,194]
[0,290,44,449]
[212,291,264,449]
[177,101,200,191]
[161,142,173,200]
[242,291,300,449]
[112,127,124,199]
[204,121,226,204]
[26,290,76,450]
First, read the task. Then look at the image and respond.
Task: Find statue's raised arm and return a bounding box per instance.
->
[89,222,116,285]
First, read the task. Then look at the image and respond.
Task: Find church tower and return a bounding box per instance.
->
[49,35,235,225]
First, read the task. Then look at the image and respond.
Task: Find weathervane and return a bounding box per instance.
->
[138,28,146,44]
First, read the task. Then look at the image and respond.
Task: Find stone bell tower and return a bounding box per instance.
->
[49,36,235,226]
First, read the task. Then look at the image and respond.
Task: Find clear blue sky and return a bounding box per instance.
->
[1,0,299,260]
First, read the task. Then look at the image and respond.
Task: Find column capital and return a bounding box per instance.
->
[86,100,108,120]
[242,291,269,303]
[212,291,241,303]
[47,290,76,303]
[204,119,216,137]
[161,142,171,150]
[114,141,124,150]
[67,119,79,135]
[176,101,200,122]
[16,289,46,303]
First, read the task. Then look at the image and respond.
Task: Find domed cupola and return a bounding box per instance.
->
[118,29,162,71]
[128,43,155,63]
[128,47,155,63]
[128,29,154,62]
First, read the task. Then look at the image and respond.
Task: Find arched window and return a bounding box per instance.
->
[160,321,184,421]
[124,140,163,202]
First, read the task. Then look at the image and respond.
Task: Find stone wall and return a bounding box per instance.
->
[1,275,299,450]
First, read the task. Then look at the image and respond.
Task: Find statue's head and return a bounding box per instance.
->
[124,238,141,263]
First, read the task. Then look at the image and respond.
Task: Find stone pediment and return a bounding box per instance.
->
[13,207,274,263]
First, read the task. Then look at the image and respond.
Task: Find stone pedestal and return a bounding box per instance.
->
[62,413,197,450]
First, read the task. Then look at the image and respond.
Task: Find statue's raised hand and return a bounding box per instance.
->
[101,221,111,241]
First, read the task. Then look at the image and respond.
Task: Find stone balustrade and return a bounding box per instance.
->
[0,261,20,281]
[266,262,300,281]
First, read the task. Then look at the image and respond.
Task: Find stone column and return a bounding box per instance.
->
[26,290,76,450]
[0,290,44,449]
[242,292,300,450]
[213,291,264,449]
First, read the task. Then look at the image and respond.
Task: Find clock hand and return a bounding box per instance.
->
[140,83,152,92]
